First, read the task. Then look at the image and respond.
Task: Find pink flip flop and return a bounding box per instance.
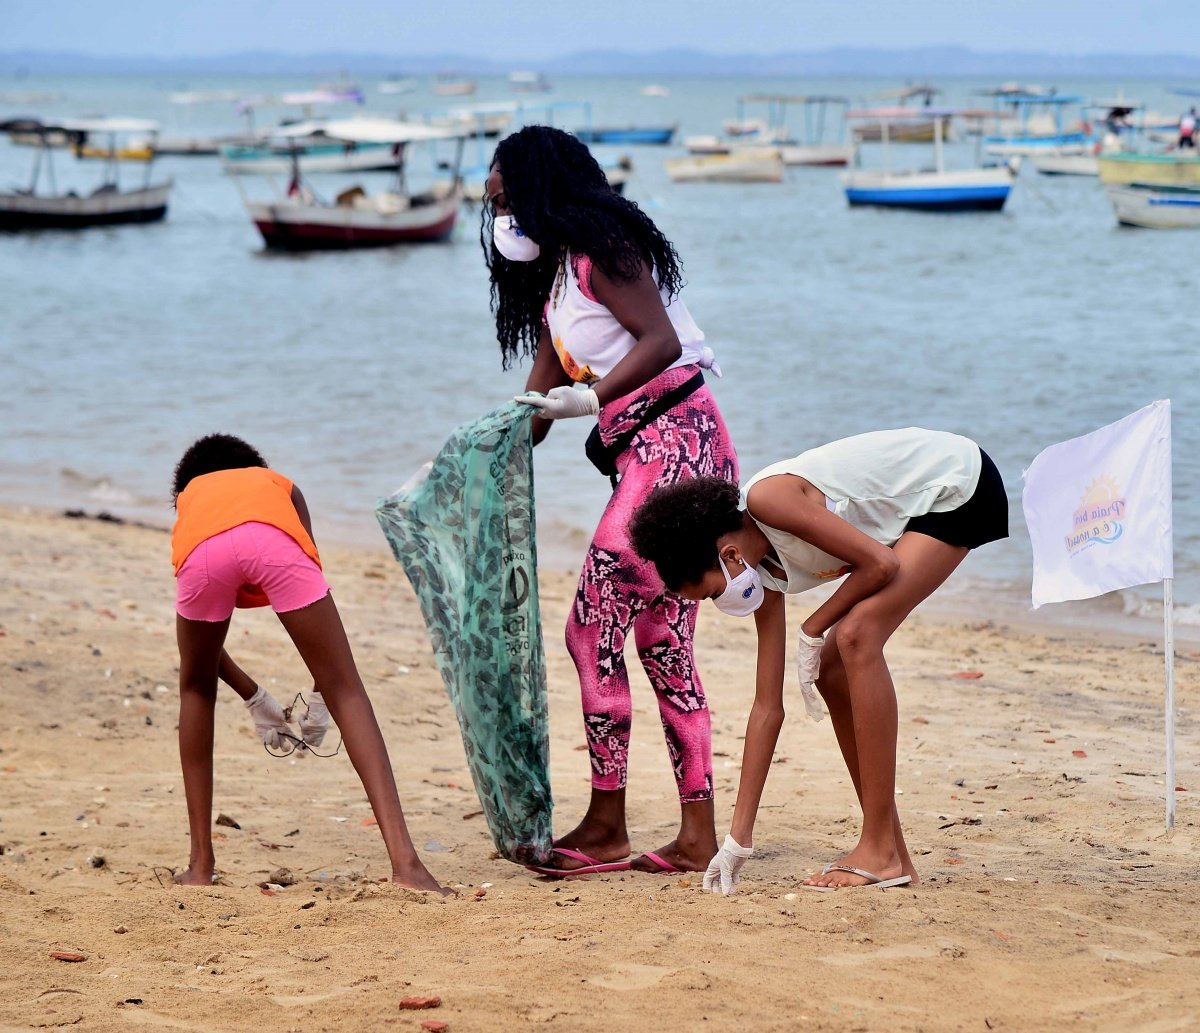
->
[525,847,632,877]
[636,850,684,875]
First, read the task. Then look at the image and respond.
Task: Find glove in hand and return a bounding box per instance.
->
[514,385,600,420]
[702,834,754,895]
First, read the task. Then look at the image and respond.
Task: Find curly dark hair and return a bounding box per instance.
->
[172,433,267,505]
[481,125,684,369]
[629,476,744,591]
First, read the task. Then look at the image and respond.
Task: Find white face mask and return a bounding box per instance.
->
[493,214,540,262]
[712,555,764,617]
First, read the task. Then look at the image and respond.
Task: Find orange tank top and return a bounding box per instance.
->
[171,467,322,575]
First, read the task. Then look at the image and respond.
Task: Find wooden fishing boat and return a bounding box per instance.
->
[1105,184,1200,228]
[0,118,171,229]
[664,149,784,183]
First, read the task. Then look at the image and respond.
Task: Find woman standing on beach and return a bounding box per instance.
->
[483,125,738,875]
[629,428,1008,892]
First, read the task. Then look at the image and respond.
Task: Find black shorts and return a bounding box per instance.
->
[905,448,1009,550]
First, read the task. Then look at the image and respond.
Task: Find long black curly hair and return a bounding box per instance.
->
[629,477,744,591]
[172,433,267,505]
[481,125,684,369]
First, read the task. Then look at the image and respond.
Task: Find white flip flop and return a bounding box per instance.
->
[801,863,913,892]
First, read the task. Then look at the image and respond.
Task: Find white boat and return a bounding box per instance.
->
[220,123,403,175]
[0,118,172,229]
[228,117,466,250]
[378,77,418,95]
[1030,152,1099,176]
[664,150,784,183]
[841,112,1019,211]
[509,71,551,92]
[1105,184,1200,228]
[641,84,670,98]
[433,75,476,97]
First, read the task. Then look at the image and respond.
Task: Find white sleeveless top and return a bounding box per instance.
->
[544,252,708,384]
[741,428,983,594]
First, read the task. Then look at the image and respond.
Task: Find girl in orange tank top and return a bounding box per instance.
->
[170,433,447,894]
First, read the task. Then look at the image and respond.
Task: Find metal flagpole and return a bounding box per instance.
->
[1164,577,1176,831]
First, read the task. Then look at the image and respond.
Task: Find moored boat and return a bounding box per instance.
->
[575,125,677,146]
[1104,184,1200,228]
[229,118,466,251]
[664,150,784,183]
[0,118,172,229]
[1097,151,1200,188]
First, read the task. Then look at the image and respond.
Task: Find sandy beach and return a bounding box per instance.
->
[1,504,1197,1033]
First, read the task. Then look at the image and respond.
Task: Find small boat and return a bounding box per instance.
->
[229,118,465,250]
[980,90,1088,155]
[1030,152,1101,176]
[664,150,784,183]
[640,84,670,98]
[509,71,551,93]
[0,118,171,229]
[1097,151,1200,188]
[702,94,854,167]
[220,127,400,175]
[464,155,633,203]
[433,75,476,97]
[378,76,418,95]
[575,125,677,146]
[850,86,948,143]
[842,111,1019,212]
[1105,184,1200,228]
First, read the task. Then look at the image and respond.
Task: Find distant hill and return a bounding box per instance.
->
[2,45,1199,78]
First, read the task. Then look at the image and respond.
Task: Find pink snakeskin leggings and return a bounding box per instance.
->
[564,364,738,804]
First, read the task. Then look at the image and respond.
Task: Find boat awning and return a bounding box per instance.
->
[738,94,849,105]
[274,117,465,144]
[845,107,958,120]
[55,117,161,134]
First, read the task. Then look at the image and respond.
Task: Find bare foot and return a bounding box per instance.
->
[631,835,717,874]
[392,865,454,897]
[173,864,215,887]
[802,846,907,889]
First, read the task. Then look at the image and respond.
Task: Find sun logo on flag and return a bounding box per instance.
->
[1065,475,1126,556]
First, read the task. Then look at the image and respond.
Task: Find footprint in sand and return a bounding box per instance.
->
[588,963,673,990]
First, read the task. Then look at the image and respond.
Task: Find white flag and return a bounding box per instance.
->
[1022,400,1173,608]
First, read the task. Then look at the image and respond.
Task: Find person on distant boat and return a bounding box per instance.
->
[169,433,447,894]
[482,125,737,878]
[629,428,1008,893]
[1179,107,1197,149]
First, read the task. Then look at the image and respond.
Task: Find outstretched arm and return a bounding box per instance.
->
[728,588,788,848]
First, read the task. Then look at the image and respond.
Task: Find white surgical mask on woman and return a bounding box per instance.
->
[493,214,541,262]
[712,555,764,617]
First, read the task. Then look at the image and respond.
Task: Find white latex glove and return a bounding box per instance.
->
[245,686,293,749]
[514,385,600,420]
[797,628,826,723]
[299,691,331,748]
[702,834,754,896]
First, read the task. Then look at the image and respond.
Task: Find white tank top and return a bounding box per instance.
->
[741,428,983,594]
[544,252,708,384]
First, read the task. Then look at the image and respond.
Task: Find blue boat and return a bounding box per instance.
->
[573,125,677,146]
[979,89,1088,156]
[842,110,1020,212]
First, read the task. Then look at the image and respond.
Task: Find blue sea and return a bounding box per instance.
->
[2,73,1196,637]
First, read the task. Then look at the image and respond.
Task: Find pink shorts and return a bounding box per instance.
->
[175,522,330,622]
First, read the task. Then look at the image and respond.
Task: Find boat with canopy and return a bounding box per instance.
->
[229,117,466,250]
[0,117,172,229]
[685,94,853,166]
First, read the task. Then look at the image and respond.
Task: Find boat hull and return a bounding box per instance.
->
[1031,153,1099,176]
[1097,152,1200,188]
[0,181,172,228]
[247,188,461,250]
[841,167,1015,211]
[984,133,1088,157]
[779,142,855,167]
[664,153,784,183]
[575,127,676,146]
[1105,185,1200,228]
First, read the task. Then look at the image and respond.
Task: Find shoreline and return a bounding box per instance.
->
[19,498,1200,648]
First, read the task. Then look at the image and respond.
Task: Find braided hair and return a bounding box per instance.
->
[481,125,684,369]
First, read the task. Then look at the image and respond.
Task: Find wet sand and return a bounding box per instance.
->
[1,506,1197,1033]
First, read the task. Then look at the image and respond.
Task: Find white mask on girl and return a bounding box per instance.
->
[712,555,764,617]
[493,214,540,262]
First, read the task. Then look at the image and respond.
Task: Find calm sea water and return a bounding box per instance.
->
[2,73,1196,635]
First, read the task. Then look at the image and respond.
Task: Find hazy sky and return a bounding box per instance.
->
[8,0,1194,56]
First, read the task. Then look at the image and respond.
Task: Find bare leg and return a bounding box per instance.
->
[174,614,230,886]
[630,798,717,873]
[810,637,917,884]
[551,788,632,867]
[277,593,448,894]
[804,533,967,889]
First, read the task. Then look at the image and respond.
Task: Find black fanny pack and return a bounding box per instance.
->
[584,371,705,489]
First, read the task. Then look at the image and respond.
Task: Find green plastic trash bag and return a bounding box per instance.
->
[376,401,553,866]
